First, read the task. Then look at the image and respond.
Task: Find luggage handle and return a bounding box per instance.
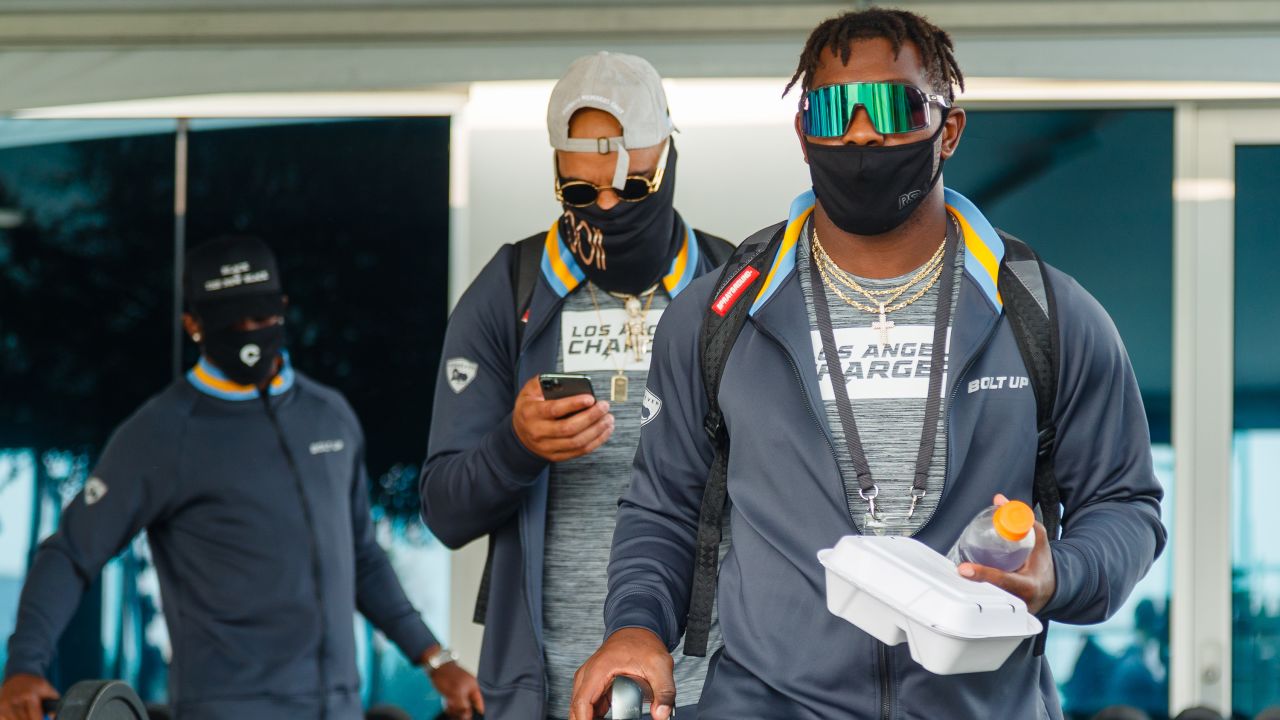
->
[608,676,644,719]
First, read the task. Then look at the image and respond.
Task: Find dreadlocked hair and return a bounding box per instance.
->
[784,8,965,101]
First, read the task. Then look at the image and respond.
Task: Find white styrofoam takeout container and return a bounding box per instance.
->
[817,535,1043,675]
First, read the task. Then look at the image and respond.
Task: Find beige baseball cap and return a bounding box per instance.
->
[547,51,676,189]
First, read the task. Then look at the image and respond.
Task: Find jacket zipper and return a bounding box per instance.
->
[513,351,551,718]
[879,643,892,720]
[261,393,330,720]
[755,310,1000,720]
[754,321,887,719]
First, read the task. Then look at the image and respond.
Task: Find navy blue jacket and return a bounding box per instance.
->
[5,356,437,720]
[420,219,721,719]
[604,189,1167,719]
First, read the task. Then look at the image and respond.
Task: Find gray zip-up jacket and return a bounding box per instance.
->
[5,356,437,720]
[603,189,1166,719]
[420,218,724,719]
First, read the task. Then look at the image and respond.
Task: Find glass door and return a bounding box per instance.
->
[1171,105,1280,718]
[1226,114,1280,719]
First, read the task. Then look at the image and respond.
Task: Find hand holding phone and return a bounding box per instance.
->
[511,376,614,463]
[539,373,596,401]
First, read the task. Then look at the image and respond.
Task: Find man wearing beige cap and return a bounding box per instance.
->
[420,52,733,719]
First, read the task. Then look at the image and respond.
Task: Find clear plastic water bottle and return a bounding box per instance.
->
[947,500,1036,572]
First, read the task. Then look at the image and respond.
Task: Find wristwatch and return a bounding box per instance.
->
[426,647,459,671]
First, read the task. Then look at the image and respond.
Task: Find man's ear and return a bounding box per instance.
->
[795,112,810,165]
[182,313,203,342]
[939,107,966,161]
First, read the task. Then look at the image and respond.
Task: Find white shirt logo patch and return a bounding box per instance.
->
[309,439,346,455]
[446,357,479,394]
[84,477,108,506]
[641,389,662,427]
[812,326,951,401]
[560,309,663,373]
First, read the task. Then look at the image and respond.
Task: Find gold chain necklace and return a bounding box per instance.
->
[588,283,657,401]
[813,231,946,304]
[811,221,953,346]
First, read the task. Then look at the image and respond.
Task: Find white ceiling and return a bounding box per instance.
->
[0,1,1278,113]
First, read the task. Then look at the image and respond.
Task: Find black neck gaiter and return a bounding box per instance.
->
[559,139,682,295]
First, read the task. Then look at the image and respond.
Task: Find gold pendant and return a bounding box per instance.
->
[611,373,628,402]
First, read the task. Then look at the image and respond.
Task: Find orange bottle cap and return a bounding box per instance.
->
[993,501,1035,542]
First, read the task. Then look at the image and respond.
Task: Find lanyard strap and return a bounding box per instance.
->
[809,217,959,519]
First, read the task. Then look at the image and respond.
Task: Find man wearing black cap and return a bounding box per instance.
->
[0,236,483,720]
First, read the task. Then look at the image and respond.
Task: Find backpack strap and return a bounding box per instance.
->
[684,224,784,657]
[995,230,1061,656]
[694,229,737,269]
[472,231,546,627]
[512,231,545,350]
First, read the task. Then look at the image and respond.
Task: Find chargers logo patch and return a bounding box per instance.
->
[446,357,479,394]
[83,477,108,506]
[641,389,662,427]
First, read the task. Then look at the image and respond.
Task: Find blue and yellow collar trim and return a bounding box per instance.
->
[539,218,699,299]
[187,351,296,401]
[749,187,1006,315]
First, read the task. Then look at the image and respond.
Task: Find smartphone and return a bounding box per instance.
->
[539,373,596,401]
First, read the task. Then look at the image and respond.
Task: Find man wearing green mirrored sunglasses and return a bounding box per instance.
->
[575,7,1163,720]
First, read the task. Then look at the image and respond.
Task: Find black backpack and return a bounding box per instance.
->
[470,228,737,625]
[682,224,1062,658]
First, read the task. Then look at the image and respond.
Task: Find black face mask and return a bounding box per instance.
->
[201,323,285,388]
[559,140,681,295]
[805,118,947,236]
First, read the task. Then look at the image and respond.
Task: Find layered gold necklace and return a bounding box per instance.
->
[810,222,951,346]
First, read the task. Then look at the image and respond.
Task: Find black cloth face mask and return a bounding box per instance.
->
[804,118,948,236]
[201,322,286,388]
[559,139,681,295]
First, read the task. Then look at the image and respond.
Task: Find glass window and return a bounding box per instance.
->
[0,451,37,673]
[1231,144,1280,718]
[948,109,1174,719]
[0,120,176,689]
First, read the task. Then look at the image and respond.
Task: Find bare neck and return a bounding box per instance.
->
[813,190,949,279]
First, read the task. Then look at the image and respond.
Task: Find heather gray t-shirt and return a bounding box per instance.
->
[797,215,964,536]
[542,281,716,718]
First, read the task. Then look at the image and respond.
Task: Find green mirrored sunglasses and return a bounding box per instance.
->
[801,82,950,138]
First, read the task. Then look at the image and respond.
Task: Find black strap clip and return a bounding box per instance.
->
[703,411,723,442]
[1036,426,1057,458]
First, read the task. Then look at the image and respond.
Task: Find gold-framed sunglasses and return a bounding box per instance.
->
[554,140,669,208]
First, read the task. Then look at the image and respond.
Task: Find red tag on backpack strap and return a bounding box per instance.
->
[711,267,760,317]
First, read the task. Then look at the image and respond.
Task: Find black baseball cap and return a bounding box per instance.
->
[184,236,286,330]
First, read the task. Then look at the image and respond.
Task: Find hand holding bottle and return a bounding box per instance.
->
[953,494,1057,614]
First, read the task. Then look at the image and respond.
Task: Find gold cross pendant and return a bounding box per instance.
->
[871,304,895,347]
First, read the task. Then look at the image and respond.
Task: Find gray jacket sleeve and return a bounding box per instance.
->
[1039,269,1167,624]
[419,245,548,550]
[603,276,716,649]
[349,419,438,661]
[4,410,177,680]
